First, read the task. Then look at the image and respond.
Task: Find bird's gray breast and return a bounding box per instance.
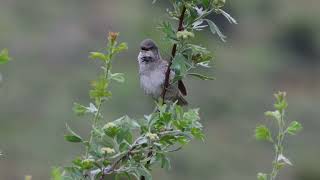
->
[140,68,165,98]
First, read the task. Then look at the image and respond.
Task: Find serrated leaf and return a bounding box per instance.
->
[73,103,97,116]
[115,172,131,180]
[72,103,87,116]
[264,110,281,121]
[136,166,152,180]
[172,53,188,77]
[113,115,140,129]
[257,173,267,180]
[110,73,125,83]
[191,127,205,141]
[0,49,11,64]
[197,61,211,68]
[286,121,302,135]
[192,20,208,31]
[157,153,171,170]
[187,73,215,80]
[114,42,128,54]
[87,103,98,113]
[65,124,83,143]
[64,135,82,143]
[204,19,227,42]
[89,52,106,61]
[219,9,238,24]
[277,154,293,166]
[255,125,273,142]
[90,77,111,103]
[183,108,200,122]
[160,21,177,42]
[51,167,62,180]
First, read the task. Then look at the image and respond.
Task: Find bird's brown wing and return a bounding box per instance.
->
[178,80,187,96]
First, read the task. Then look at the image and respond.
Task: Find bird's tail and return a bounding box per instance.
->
[177,95,188,106]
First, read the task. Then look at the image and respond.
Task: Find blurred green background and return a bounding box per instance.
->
[1,0,320,179]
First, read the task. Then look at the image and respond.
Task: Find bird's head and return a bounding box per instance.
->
[138,39,160,64]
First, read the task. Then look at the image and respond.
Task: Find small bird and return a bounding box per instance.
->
[137,39,188,105]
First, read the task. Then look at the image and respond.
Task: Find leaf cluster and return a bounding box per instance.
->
[159,0,236,84]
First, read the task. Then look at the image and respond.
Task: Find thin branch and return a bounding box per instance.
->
[161,5,187,103]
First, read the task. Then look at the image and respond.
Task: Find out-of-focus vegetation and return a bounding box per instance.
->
[0,0,319,180]
[255,92,303,180]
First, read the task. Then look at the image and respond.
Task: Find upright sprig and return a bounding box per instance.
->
[0,48,11,157]
[159,0,237,102]
[255,92,303,180]
[60,32,129,179]
[0,48,11,85]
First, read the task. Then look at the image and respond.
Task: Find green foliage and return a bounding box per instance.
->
[0,49,11,65]
[55,0,236,179]
[55,31,205,179]
[255,125,273,142]
[51,167,63,180]
[255,92,303,180]
[158,0,237,83]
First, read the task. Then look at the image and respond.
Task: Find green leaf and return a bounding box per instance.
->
[213,0,226,8]
[103,123,120,138]
[81,159,94,169]
[277,154,293,166]
[172,53,188,77]
[204,19,227,42]
[0,49,11,64]
[72,103,87,116]
[176,136,190,145]
[160,21,177,42]
[64,135,82,143]
[135,166,152,180]
[114,42,128,54]
[286,121,302,135]
[191,128,205,141]
[274,100,288,112]
[90,77,112,103]
[113,115,140,130]
[183,108,200,122]
[115,172,131,180]
[219,9,238,24]
[257,173,267,180]
[187,73,215,80]
[255,125,273,142]
[264,110,281,121]
[89,52,107,61]
[64,124,83,143]
[110,73,125,83]
[116,129,133,145]
[274,91,288,111]
[72,103,97,116]
[51,167,62,180]
[157,153,171,170]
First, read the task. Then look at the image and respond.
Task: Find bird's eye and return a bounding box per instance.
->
[141,47,150,51]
